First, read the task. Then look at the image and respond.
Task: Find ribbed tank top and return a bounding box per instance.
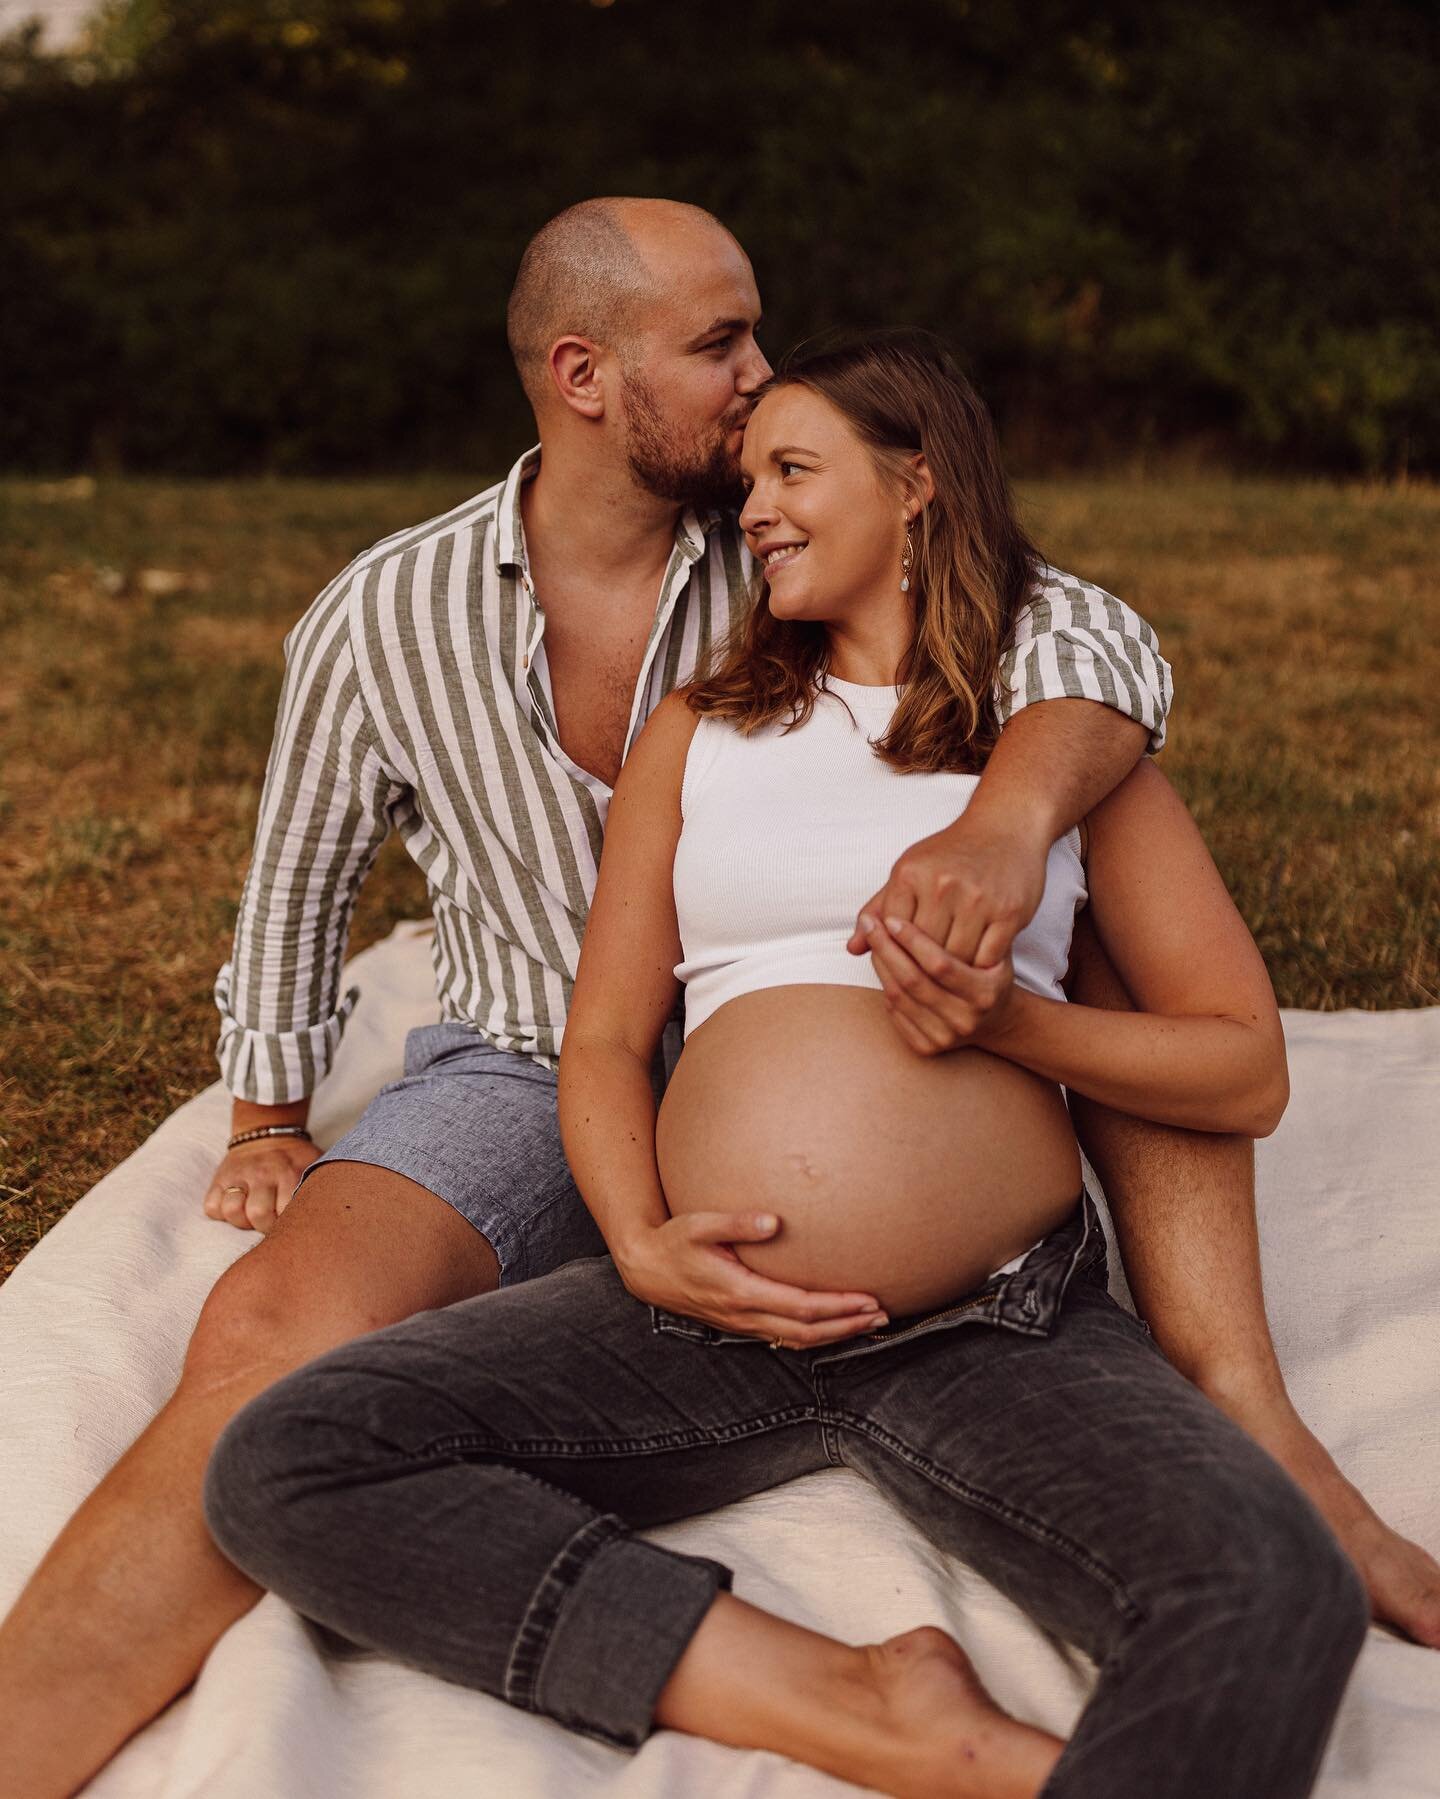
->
[673,677,1087,1039]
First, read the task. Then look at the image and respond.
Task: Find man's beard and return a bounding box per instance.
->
[621,367,747,512]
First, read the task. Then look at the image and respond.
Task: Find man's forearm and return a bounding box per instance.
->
[967,698,1148,846]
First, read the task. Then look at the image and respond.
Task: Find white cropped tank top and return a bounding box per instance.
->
[673,677,1088,1039]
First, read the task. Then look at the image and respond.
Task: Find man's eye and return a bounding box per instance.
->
[706,337,732,354]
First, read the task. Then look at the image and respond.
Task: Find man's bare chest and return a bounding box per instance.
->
[540,617,653,790]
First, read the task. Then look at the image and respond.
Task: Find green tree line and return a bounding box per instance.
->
[2,0,1436,474]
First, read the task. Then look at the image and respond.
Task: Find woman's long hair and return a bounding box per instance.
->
[685,329,1043,773]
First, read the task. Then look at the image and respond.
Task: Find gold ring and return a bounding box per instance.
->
[220,1184,248,1197]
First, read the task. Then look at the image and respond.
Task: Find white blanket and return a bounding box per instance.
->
[3,920,1437,1798]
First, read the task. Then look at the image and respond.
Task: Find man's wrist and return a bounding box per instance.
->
[230,1097,311,1133]
[957,776,1063,852]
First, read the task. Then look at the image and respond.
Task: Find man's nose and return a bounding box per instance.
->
[737,339,773,395]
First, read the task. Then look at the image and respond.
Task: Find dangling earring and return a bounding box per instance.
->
[900,518,914,594]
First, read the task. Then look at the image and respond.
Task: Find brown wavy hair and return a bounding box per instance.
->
[685,329,1042,773]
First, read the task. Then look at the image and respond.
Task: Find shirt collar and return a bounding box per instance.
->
[492,445,541,574]
[492,443,723,577]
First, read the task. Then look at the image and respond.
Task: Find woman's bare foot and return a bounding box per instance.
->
[1206,1382,1440,1648]
[657,1595,1062,1799]
[858,1626,1063,1798]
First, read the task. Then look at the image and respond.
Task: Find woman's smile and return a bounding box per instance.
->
[761,542,809,576]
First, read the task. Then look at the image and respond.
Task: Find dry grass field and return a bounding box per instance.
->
[1,473,1437,1279]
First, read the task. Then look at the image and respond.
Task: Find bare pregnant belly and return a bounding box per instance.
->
[655,986,1082,1318]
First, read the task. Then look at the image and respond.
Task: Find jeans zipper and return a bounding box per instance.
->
[859,1286,997,1350]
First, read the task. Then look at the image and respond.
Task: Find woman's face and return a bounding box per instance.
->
[737,384,908,629]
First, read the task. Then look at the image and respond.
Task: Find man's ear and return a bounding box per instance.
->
[548,336,607,420]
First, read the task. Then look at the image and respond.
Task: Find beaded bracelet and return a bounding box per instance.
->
[227,1124,315,1151]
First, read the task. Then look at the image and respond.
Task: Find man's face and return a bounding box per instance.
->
[617,231,771,510]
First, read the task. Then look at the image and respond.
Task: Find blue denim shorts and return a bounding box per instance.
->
[294,1021,609,1286]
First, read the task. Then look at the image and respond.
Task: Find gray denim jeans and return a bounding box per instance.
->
[205,1198,1367,1797]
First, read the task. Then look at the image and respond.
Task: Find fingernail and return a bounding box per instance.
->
[884,916,904,933]
[858,912,875,932]
[757,1214,777,1231]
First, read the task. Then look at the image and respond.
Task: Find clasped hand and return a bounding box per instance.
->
[847,815,1045,1054]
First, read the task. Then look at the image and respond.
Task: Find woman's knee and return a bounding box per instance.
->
[1162,1462,1369,1664]
[202,1371,318,1573]
[202,1344,433,1584]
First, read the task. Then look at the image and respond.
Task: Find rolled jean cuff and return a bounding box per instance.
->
[506,1513,733,1750]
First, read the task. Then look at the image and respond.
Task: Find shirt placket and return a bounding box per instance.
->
[620,535,702,762]
[515,565,554,736]
[515,521,705,782]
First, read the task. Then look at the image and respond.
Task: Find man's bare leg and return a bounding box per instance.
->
[0,1164,501,1799]
[655,1594,1061,1799]
[1067,910,1440,1648]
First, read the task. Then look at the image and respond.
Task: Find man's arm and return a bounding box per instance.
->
[848,570,1170,966]
[204,568,397,1231]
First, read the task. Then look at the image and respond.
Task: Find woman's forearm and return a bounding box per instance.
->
[556,1038,671,1263]
[984,990,1289,1136]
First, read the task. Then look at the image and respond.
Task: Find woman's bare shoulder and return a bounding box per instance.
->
[607,687,704,832]
[617,687,703,790]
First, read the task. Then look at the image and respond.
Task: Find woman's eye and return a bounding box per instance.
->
[779,460,804,477]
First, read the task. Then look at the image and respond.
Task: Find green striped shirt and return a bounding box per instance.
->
[215,447,1172,1102]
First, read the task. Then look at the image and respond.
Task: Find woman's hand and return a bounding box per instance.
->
[616,1214,888,1346]
[863,914,1018,1056]
[202,1136,321,1234]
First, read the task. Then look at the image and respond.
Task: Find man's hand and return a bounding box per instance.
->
[202,1135,320,1234]
[615,1213,888,1346]
[863,914,1020,1057]
[847,816,1049,969]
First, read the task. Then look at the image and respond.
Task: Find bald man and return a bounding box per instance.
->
[4,199,1434,1797]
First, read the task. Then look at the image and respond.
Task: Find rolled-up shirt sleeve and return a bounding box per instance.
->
[215,571,401,1103]
[995,565,1174,754]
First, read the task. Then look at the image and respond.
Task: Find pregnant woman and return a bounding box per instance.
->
[205,333,1367,1798]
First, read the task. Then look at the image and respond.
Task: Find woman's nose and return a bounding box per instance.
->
[739,486,775,537]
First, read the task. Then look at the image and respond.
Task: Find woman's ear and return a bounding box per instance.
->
[905,452,936,514]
